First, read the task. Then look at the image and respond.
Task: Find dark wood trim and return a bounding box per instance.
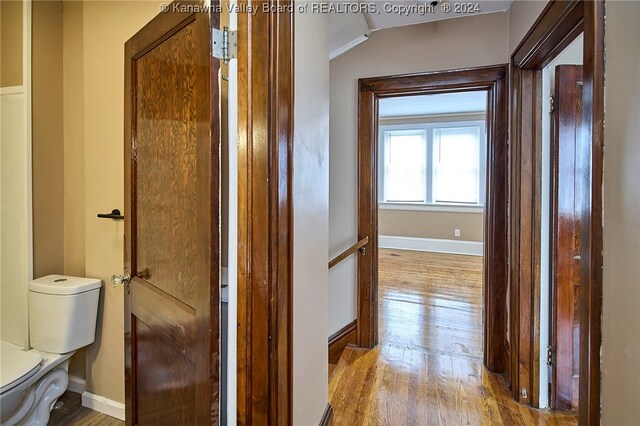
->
[357,66,510,375]
[509,1,604,420]
[328,320,357,365]
[360,66,507,95]
[512,0,583,69]
[579,1,604,424]
[509,66,544,405]
[328,237,368,269]
[357,86,378,349]
[237,1,294,425]
[319,404,334,426]
[482,70,509,374]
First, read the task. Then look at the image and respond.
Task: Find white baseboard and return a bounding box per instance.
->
[82,391,125,421]
[379,235,483,256]
[67,375,86,394]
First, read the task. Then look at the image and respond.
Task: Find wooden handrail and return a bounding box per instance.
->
[328,236,369,269]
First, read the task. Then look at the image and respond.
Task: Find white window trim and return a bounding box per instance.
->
[379,120,487,209]
[378,202,484,214]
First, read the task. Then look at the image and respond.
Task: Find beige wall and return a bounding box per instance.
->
[379,210,483,242]
[0,0,29,347]
[62,0,87,380]
[31,0,223,401]
[30,0,163,402]
[507,0,549,55]
[31,0,88,377]
[293,9,330,424]
[0,88,29,347]
[601,1,640,423]
[29,0,223,401]
[78,0,164,403]
[63,0,86,279]
[32,0,64,279]
[0,0,23,87]
[328,11,509,336]
[27,0,87,385]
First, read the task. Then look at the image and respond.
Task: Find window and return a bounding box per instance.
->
[433,127,481,204]
[379,120,486,208]
[383,130,426,202]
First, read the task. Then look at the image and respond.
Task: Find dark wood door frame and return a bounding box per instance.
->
[357,65,510,374]
[236,1,294,425]
[509,1,604,423]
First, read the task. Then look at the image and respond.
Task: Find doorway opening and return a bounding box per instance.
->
[355,66,509,375]
[509,3,605,421]
[328,66,518,423]
[376,91,488,360]
[539,33,584,411]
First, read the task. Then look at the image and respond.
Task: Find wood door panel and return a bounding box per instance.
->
[552,64,583,411]
[135,20,199,308]
[135,319,196,424]
[131,279,196,358]
[125,4,220,424]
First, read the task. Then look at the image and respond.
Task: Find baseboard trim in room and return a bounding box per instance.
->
[81,391,125,421]
[328,319,357,364]
[379,235,483,256]
[67,375,86,394]
[319,403,334,426]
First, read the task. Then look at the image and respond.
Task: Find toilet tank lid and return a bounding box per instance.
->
[29,275,102,295]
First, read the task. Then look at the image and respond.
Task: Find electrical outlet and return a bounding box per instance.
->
[454,228,461,237]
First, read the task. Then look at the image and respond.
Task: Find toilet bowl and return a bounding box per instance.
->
[0,275,101,426]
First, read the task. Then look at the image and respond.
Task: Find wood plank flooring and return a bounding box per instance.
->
[49,391,123,426]
[329,249,578,425]
[379,249,483,359]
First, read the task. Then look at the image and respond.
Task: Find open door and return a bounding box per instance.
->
[551,64,583,411]
[122,3,221,424]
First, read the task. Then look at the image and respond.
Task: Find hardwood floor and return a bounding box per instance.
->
[329,249,578,425]
[49,391,123,426]
[379,249,483,359]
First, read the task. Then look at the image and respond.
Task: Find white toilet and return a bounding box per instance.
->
[0,275,101,425]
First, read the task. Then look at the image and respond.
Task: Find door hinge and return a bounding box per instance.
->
[546,345,555,367]
[550,95,557,113]
[212,26,237,63]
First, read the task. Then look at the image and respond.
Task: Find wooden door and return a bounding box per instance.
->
[551,64,583,411]
[123,3,220,424]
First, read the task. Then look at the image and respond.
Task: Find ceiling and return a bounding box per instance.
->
[328,0,513,59]
[363,0,513,31]
[379,91,487,117]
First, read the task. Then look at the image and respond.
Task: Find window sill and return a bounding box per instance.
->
[378,203,484,214]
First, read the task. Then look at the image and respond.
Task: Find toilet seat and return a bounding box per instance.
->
[0,342,43,395]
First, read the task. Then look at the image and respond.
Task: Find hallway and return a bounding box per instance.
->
[328,249,578,425]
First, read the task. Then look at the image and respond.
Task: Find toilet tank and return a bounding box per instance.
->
[28,275,101,354]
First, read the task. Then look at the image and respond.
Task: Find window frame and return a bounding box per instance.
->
[378,119,487,211]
